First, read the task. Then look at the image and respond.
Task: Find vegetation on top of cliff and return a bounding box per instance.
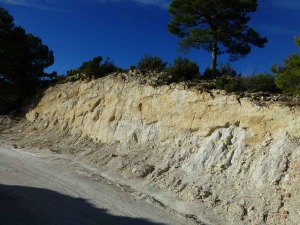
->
[137,54,168,72]
[274,37,300,96]
[66,56,121,80]
[168,0,267,77]
[165,57,200,82]
[214,73,277,93]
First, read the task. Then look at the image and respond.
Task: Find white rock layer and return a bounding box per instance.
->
[26,75,300,225]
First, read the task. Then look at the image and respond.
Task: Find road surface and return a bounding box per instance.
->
[0,144,194,225]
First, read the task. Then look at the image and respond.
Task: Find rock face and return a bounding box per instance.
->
[26,74,300,225]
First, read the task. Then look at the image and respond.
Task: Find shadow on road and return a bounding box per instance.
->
[0,184,167,225]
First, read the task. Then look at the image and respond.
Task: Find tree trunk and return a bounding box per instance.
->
[211,42,217,77]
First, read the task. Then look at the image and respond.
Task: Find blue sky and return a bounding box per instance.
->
[0,0,299,75]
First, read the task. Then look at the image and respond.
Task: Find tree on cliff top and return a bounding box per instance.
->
[168,0,267,77]
[0,7,54,90]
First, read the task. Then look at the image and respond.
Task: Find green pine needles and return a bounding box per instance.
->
[168,0,267,75]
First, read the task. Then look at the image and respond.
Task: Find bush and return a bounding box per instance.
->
[271,64,285,75]
[167,57,200,82]
[215,76,240,92]
[67,56,119,80]
[100,57,120,75]
[251,73,277,92]
[243,73,277,92]
[219,63,238,77]
[274,37,300,95]
[275,54,300,95]
[295,37,300,48]
[215,73,277,93]
[202,68,220,79]
[137,54,167,71]
[276,69,300,96]
[202,63,237,80]
[129,65,136,70]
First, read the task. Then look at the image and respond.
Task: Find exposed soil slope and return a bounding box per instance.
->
[1,73,300,225]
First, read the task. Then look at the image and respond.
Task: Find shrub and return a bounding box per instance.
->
[167,57,200,82]
[67,69,81,77]
[67,56,119,80]
[202,63,237,80]
[215,76,240,92]
[201,63,237,80]
[271,64,285,75]
[215,73,277,93]
[202,68,220,79]
[99,57,119,75]
[137,54,167,71]
[250,73,277,92]
[276,56,300,95]
[129,65,136,70]
[274,37,300,95]
[276,69,300,96]
[239,73,277,92]
[295,37,300,48]
[219,63,238,77]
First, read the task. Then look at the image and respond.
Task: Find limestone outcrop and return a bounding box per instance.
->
[24,73,300,225]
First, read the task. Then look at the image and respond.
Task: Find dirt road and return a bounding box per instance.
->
[0,144,195,225]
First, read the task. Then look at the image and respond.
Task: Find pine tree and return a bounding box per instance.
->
[168,0,267,77]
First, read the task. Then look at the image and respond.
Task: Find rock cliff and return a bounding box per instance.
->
[24,73,300,225]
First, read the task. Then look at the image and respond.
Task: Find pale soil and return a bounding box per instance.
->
[2,74,300,225]
[0,139,198,225]
[0,115,214,225]
[2,69,300,225]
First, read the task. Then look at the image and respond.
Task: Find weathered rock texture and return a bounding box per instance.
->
[25,74,300,225]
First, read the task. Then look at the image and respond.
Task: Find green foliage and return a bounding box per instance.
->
[295,36,300,48]
[275,37,300,95]
[215,73,277,93]
[168,0,267,71]
[0,7,55,113]
[271,64,286,75]
[137,54,168,71]
[80,56,102,77]
[67,56,118,79]
[66,69,81,77]
[215,76,239,92]
[129,65,137,70]
[219,63,237,77]
[253,73,277,92]
[242,73,277,92]
[167,57,199,82]
[0,7,54,90]
[276,55,300,95]
[201,63,237,79]
[202,68,218,80]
